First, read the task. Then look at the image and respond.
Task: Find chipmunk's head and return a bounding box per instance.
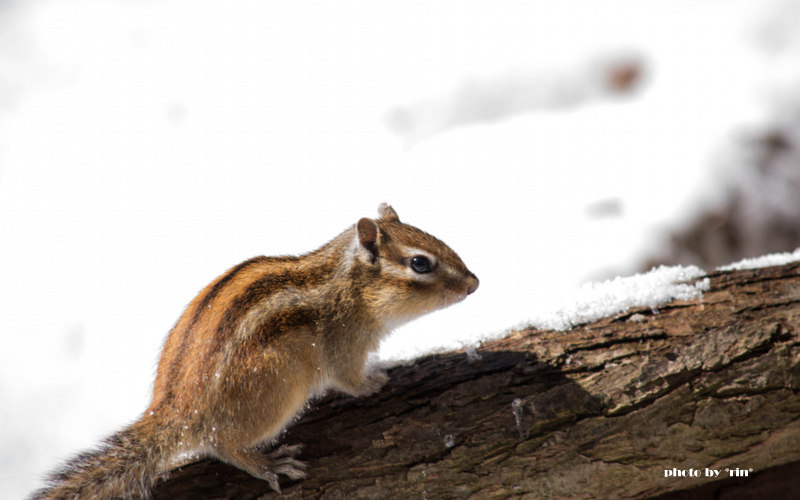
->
[352,203,479,329]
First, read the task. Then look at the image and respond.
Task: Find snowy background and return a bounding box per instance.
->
[2,1,800,498]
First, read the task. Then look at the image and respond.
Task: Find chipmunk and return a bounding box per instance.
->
[32,203,479,499]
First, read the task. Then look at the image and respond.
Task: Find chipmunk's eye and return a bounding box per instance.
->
[409,255,433,274]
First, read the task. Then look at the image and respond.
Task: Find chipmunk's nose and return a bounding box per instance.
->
[466,272,479,295]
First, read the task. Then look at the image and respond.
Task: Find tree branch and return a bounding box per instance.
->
[154,262,800,499]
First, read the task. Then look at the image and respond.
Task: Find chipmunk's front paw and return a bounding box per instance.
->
[335,366,390,397]
[355,368,389,396]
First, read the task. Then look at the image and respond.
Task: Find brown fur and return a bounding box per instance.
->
[32,203,478,498]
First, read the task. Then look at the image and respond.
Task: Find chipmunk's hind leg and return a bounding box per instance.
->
[215,444,306,493]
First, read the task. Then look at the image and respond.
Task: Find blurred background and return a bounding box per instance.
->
[2,0,800,497]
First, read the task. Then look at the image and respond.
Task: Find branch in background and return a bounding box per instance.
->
[386,53,645,143]
[643,125,800,271]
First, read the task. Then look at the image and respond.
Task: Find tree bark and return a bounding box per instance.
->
[153,262,800,499]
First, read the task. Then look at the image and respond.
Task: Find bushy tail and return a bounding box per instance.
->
[31,418,170,500]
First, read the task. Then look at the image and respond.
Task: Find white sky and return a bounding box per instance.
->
[1,0,796,497]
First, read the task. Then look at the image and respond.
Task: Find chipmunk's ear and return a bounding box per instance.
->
[357,217,380,264]
[378,202,400,222]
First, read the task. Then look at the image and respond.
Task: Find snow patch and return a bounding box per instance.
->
[717,248,800,271]
[530,265,709,331]
[380,265,710,364]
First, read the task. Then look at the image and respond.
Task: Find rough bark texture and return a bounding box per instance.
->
[153,262,800,499]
